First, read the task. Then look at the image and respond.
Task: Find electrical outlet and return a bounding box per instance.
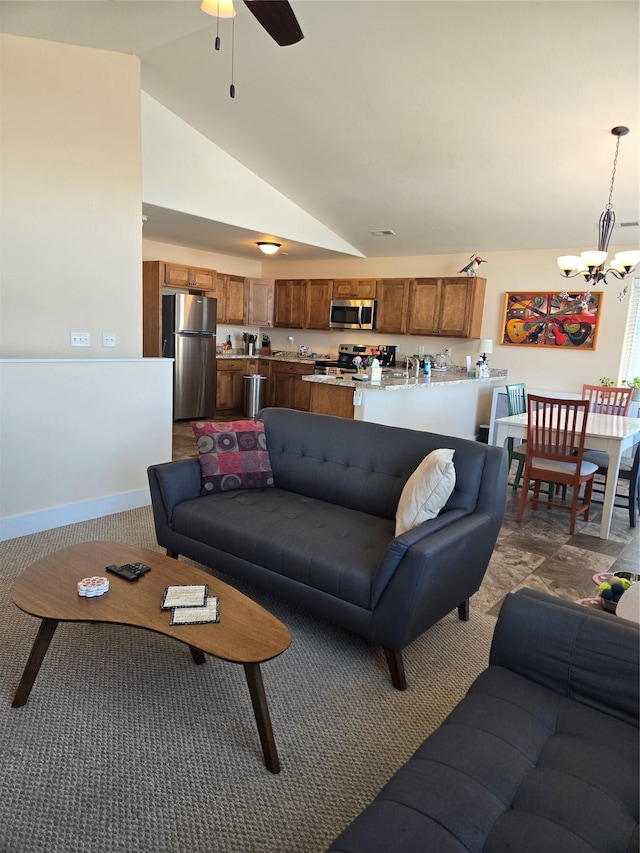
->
[444,348,452,357]
[102,333,116,347]
[288,336,294,345]
[70,332,91,347]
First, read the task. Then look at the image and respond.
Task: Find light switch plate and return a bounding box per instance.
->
[70,332,90,347]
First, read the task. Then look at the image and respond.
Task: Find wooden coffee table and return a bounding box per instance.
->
[10,542,291,773]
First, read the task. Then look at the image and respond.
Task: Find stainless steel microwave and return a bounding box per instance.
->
[329,299,377,330]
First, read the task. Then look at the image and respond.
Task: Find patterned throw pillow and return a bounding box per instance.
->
[191,420,274,495]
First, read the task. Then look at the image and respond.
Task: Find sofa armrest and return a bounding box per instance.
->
[490,589,639,727]
[148,458,202,524]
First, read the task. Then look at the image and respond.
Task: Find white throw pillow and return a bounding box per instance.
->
[395,449,456,536]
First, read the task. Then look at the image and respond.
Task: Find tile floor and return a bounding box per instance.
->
[173,421,639,616]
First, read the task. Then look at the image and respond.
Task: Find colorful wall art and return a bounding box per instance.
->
[502,292,602,349]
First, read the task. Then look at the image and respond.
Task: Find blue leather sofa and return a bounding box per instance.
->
[327,588,639,852]
[148,408,508,689]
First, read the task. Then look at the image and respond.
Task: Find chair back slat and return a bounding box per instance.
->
[506,383,527,416]
[581,384,633,416]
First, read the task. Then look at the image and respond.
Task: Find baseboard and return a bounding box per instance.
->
[0,489,151,542]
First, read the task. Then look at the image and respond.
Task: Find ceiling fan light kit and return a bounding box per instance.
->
[557,126,640,300]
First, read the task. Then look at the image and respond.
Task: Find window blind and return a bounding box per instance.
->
[619,278,640,384]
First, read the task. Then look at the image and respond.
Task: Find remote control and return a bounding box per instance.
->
[106,563,151,581]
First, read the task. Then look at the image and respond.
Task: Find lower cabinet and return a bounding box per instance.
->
[215,358,256,417]
[268,362,315,410]
[308,382,355,419]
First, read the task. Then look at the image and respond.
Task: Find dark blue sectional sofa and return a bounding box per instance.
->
[327,588,639,853]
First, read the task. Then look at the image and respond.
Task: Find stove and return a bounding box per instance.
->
[314,343,396,375]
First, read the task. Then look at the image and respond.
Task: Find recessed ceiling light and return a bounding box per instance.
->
[370,229,396,237]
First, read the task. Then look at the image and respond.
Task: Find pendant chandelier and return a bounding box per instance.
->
[557,127,640,301]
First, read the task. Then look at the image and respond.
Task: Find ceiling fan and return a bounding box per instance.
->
[243,0,304,46]
[201,0,303,47]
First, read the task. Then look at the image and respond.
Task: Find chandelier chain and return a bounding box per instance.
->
[606,135,621,211]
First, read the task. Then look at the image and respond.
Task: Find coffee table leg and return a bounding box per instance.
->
[188,646,207,665]
[243,663,280,774]
[12,618,59,708]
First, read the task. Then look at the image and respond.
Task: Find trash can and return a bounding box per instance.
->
[243,374,267,419]
[478,423,490,444]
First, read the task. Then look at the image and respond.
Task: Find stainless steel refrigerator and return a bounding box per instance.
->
[162,293,217,420]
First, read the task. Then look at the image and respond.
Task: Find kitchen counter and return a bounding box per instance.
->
[302,367,507,390]
[216,350,333,364]
[303,367,508,440]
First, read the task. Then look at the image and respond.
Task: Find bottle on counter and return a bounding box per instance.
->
[225,334,232,352]
[423,358,431,378]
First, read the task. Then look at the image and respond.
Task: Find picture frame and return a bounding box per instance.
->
[501,291,602,350]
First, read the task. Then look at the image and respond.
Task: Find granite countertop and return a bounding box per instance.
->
[302,367,507,391]
[216,350,333,363]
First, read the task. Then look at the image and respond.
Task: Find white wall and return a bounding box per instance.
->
[142,94,363,258]
[0,36,172,539]
[0,360,173,540]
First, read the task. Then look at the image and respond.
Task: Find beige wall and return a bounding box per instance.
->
[261,250,636,392]
[0,35,142,358]
[0,36,172,539]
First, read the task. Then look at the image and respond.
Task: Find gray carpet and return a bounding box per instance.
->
[0,507,499,853]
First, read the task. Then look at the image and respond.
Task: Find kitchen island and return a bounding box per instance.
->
[303,368,507,440]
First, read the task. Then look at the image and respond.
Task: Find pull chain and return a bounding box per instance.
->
[229,14,235,97]
[215,0,221,49]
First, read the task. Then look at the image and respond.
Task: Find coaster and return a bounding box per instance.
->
[78,576,109,597]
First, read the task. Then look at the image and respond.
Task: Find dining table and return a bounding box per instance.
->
[492,410,640,539]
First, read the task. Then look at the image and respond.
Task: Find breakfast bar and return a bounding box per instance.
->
[303,368,507,440]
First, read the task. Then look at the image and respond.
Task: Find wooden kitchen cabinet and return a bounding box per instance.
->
[162,262,217,291]
[268,361,315,410]
[331,279,377,299]
[215,357,252,416]
[216,273,247,324]
[247,279,275,327]
[309,382,354,419]
[143,260,220,357]
[408,277,486,338]
[375,278,411,334]
[274,280,306,328]
[305,279,332,329]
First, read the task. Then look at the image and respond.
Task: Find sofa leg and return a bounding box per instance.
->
[457,599,470,621]
[166,550,179,559]
[383,648,407,691]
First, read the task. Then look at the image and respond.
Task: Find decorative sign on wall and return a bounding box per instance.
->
[502,292,602,349]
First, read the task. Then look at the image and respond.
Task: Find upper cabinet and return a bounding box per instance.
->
[247,279,275,327]
[331,279,377,299]
[274,280,306,328]
[163,262,217,291]
[376,279,411,334]
[408,277,486,338]
[216,273,247,325]
[305,279,332,329]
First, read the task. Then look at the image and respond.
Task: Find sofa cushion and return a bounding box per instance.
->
[170,488,395,609]
[328,665,639,853]
[191,420,274,495]
[395,449,456,536]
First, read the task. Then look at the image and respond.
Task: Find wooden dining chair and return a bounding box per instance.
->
[581,384,638,527]
[505,383,527,489]
[581,384,633,416]
[516,395,599,534]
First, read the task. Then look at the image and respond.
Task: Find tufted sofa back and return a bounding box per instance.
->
[262,408,505,521]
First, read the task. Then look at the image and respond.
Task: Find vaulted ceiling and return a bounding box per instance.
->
[2,0,639,262]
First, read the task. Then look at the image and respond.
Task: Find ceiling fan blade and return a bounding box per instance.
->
[242,0,304,46]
